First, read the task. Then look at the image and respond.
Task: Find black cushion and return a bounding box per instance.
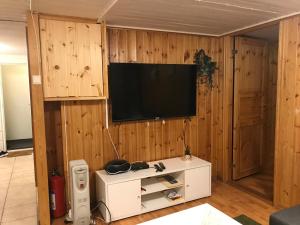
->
[270,205,300,225]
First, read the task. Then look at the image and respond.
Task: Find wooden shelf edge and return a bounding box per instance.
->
[44,96,107,101]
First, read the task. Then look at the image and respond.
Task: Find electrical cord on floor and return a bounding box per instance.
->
[90,200,112,225]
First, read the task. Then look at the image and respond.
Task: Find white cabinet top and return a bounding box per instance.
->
[96,156,211,185]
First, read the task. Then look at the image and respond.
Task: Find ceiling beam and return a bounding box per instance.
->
[107,24,219,37]
[96,0,119,23]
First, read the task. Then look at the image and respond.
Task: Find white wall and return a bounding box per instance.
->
[1,64,32,140]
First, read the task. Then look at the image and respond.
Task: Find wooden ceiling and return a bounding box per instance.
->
[0,0,299,57]
[0,0,300,36]
[31,0,300,36]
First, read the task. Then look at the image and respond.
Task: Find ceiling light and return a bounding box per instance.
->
[0,43,13,53]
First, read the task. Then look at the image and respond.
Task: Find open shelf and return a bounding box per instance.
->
[141,192,185,213]
[141,177,184,196]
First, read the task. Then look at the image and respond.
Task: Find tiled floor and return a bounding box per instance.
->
[0,154,37,225]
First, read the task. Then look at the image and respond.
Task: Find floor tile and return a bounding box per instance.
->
[0,170,13,184]
[1,216,37,225]
[5,183,36,208]
[10,170,34,181]
[0,158,15,170]
[9,176,35,187]
[0,154,37,224]
[1,203,37,223]
[0,180,10,190]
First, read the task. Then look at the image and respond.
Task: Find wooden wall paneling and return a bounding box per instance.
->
[127,30,137,63]
[81,102,95,194]
[216,38,225,180]
[176,34,184,64]
[262,43,278,175]
[293,39,300,204]
[118,123,128,160]
[44,102,64,175]
[136,122,150,161]
[154,121,163,160]
[162,120,170,159]
[101,22,109,98]
[143,31,154,63]
[58,29,225,204]
[84,102,104,201]
[222,36,234,182]
[167,33,177,64]
[293,126,300,205]
[128,123,139,161]
[117,29,128,62]
[274,17,298,207]
[103,103,120,163]
[183,35,192,64]
[211,37,221,178]
[161,33,169,64]
[148,122,156,161]
[109,29,119,62]
[153,32,163,63]
[26,12,51,225]
[61,101,105,203]
[291,15,300,206]
[136,30,144,63]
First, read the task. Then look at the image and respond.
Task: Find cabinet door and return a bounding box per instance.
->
[185,166,211,202]
[107,180,141,220]
[40,19,104,99]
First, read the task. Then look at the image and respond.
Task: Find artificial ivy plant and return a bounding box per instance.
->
[193,49,217,88]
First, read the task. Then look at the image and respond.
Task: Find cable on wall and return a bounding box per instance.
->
[62,102,71,209]
[105,99,120,159]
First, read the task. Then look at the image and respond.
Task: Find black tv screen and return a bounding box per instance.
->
[108,63,197,122]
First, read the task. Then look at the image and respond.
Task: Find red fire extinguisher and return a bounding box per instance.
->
[50,170,66,218]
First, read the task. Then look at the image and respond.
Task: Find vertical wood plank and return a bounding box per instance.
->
[27,12,51,225]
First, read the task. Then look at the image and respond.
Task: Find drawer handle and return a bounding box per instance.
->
[186,184,190,187]
[137,196,141,199]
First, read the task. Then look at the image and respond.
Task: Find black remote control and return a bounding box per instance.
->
[154,164,163,172]
[164,175,177,184]
[158,162,166,170]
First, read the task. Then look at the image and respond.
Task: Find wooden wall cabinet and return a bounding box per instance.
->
[39,19,108,100]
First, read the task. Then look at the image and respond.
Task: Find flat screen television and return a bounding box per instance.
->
[108,63,197,122]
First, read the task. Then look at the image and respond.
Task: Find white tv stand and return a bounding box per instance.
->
[96,156,211,222]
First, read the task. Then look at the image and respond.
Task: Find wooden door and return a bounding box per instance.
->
[233,37,267,180]
[39,19,105,99]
